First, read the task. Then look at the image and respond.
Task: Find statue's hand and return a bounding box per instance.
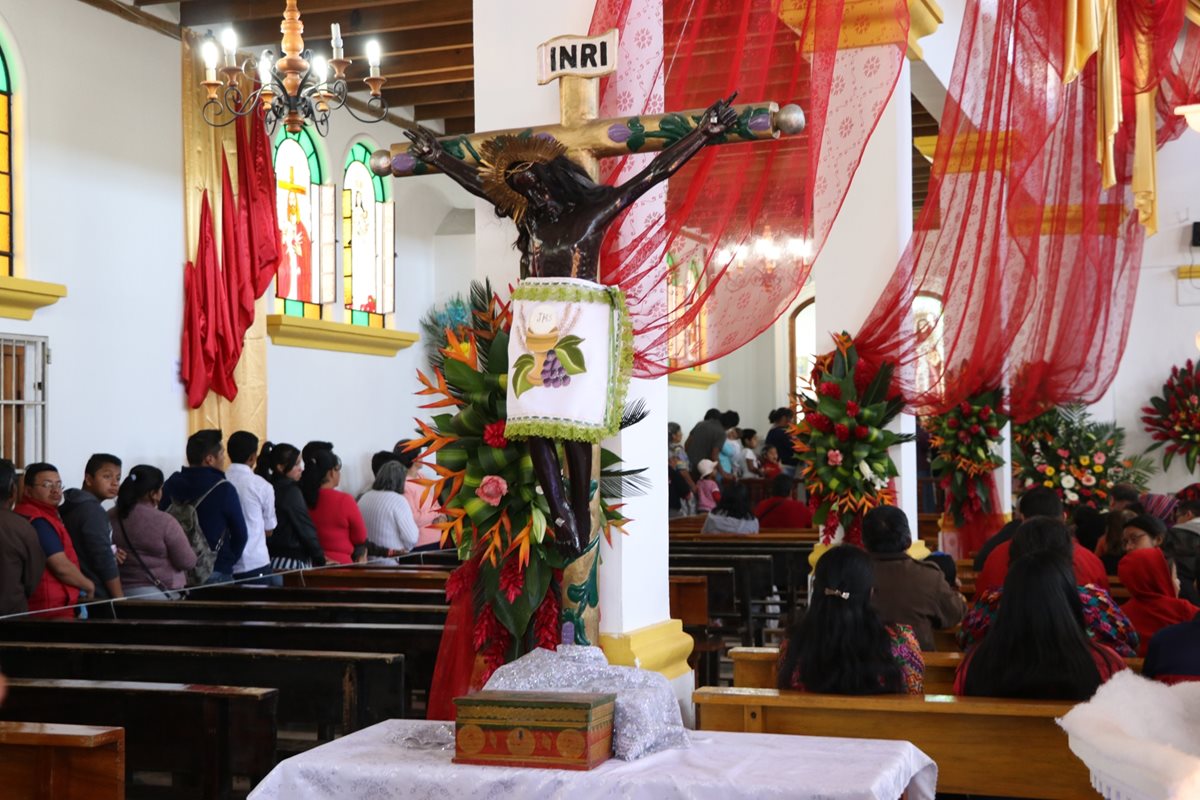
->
[404,125,442,162]
[701,92,740,138]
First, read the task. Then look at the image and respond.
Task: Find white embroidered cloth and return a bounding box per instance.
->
[249,719,937,800]
[1058,672,1200,800]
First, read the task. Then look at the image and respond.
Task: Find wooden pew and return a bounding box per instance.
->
[730,646,1146,693]
[693,687,1094,799]
[0,642,403,739]
[932,624,963,652]
[0,721,124,800]
[2,619,442,718]
[668,575,709,627]
[193,585,446,606]
[0,678,276,798]
[109,599,447,625]
[284,568,450,591]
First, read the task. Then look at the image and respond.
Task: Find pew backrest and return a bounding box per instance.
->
[0,721,124,800]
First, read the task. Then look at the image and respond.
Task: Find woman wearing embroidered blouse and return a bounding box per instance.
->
[303,446,368,565]
[358,461,420,557]
[109,465,196,599]
[777,545,924,694]
[955,554,1127,699]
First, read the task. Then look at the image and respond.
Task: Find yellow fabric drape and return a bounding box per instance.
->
[1062,0,1159,234]
[181,30,269,439]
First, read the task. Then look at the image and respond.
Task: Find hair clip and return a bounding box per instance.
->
[823,587,850,600]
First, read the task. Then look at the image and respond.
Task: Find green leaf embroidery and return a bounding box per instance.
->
[512,354,536,398]
[554,338,587,376]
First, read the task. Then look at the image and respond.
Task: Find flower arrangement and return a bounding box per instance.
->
[1014,404,1154,508]
[794,333,913,544]
[418,288,475,370]
[406,282,641,681]
[1142,359,1200,473]
[924,388,1010,529]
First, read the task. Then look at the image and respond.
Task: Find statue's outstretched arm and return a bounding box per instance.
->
[599,93,740,225]
[403,126,490,202]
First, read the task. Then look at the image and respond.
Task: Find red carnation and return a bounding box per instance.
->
[959,401,972,415]
[835,424,850,442]
[846,401,860,417]
[985,426,1000,437]
[855,426,869,440]
[958,431,971,443]
[980,405,993,418]
[483,421,509,448]
[807,412,833,433]
[946,417,961,429]
[818,381,842,400]
[969,424,981,435]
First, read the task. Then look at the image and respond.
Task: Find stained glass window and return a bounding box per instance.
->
[273,128,334,319]
[342,142,394,328]
[666,251,708,368]
[0,46,13,277]
[789,298,817,404]
[913,293,946,398]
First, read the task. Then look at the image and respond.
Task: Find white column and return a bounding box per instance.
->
[813,64,918,533]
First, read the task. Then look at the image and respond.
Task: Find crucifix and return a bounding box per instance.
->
[376,29,804,645]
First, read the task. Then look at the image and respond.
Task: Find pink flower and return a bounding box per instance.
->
[1057,449,1070,458]
[826,450,844,467]
[1093,452,1107,465]
[477,475,509,506]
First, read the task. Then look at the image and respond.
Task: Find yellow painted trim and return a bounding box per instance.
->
[600,619,694,681]
[1177,266,1200,280]
[668,370,722,389]
[907,0,944,61]
[913,134,937,162]
[0,274,67,320]
[266,314,418,356]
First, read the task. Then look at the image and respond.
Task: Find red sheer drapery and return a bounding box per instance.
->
[848,0,1198,422]
[588,0,909,377]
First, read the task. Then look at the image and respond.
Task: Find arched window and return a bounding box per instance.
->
[788,297,816,404]
[342,141,394,327]
[0,45,13,276]
[273,128,332,319]
[913,292,945,398]
[666,251,708,368]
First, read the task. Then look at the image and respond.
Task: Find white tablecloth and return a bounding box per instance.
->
[250,719,937,800]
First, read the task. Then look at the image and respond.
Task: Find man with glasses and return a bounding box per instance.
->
[17,462,93,618]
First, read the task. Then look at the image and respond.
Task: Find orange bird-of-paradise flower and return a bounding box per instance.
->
[416,368,464,408]
[441,328,479,370]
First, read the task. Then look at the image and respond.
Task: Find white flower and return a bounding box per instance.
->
[859,461,875,480]
[1065,489,1079,503]
[1060,474,1076,490]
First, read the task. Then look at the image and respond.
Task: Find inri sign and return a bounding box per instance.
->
[537,29,619,85]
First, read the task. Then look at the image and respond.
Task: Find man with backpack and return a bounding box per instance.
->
[160,429,248,586]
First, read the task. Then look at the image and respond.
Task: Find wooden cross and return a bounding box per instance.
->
[277,166,307,196]
[371,29,805,183]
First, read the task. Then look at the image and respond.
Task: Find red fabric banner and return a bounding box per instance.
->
[588,0,908,377]
[244,107,281,296]
[181,259,207,409]
[220,153,248,374]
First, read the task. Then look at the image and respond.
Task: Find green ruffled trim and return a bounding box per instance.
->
[506,284,632,444]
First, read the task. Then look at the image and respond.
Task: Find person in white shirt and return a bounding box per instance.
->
[357,461,420,556]
[225,431,279,586]
[738,428,762,477]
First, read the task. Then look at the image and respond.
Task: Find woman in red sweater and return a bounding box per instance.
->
[301,446,367,565]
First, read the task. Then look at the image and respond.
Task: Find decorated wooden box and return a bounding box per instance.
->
[452,691,616,770]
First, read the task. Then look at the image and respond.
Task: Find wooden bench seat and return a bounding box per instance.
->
[0,678,275,798]
[191,585,447,606]
[109,599,447,625]
[729,646,1145,693]
[284,568,450,590]
[0,721,124,800]
[0,641,403,739]
[693,687,1094,798]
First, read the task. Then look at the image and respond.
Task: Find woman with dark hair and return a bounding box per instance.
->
[1123,514,1168,554]
[701,482,759,534]
[764,408,798,478]
[1096,509,1136,575]
[259,442,325,571]
[958,518,1139,655]
[303,446,367,565]
[778,545,923,694]
[395,446,445,552]
[956,554,1127,699]
[109,466,196,599]
[1118,547,1199,656]
[357,461,420,557]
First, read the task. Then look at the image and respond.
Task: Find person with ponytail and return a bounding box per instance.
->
[955,554,1127,699]
[258,442,325,571]
[109,466,196,599]
[302,444,367,565]
[777,545,924,695]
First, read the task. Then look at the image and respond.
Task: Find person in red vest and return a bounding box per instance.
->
[17,463,93,619]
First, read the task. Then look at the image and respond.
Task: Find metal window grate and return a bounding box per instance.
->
[0,334,47,467]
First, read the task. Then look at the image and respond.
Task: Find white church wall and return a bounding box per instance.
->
[1089,131,1200,494]
[0,0,188,479]
[668,382,718,433]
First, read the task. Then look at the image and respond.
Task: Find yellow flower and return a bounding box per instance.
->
[1044,466,1055,476]
[1079,456,1091,466]
[1093,465,1103,473]
[1043,480,1054,488]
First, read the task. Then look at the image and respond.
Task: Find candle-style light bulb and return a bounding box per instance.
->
[257,51,272,86]
[366,39,381,77]
[219,28,238,67]
[331,23,344,58]
[312,55,329,85]
[201,36,220,81]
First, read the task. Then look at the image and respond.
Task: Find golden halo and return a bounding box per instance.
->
[478,134,568,223]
